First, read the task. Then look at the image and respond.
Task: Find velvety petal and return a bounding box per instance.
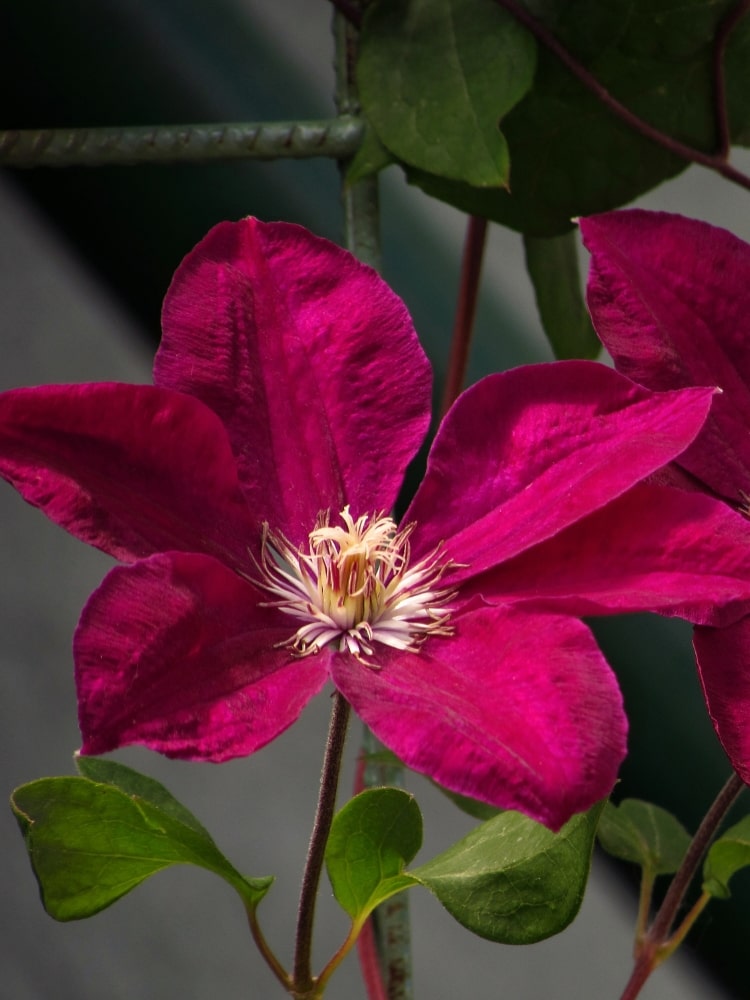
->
[0,383,256,566]
[75,552,331,760]
[472,482,750,626]
[405,361,715,582]
[582,210,750,503]
[331,605,626,830]
[157,217,432,545]
[694,618,750,783]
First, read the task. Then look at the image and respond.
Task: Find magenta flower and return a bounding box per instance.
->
[581,208,750,784]
[3,219,750,830]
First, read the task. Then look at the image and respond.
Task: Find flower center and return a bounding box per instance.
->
[255,506,455,664]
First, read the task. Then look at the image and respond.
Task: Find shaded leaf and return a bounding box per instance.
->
[703,815,750,900]
[359,0,535,187]
[407,0,750,234]
[11,772,272,921]
[524,230,600,359]
[325,788,422,921]
[433,782,503,822]
[344,122,395,185]
[413,802,603,943]
[597,799,691,875]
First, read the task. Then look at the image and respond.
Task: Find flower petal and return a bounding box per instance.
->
[582,210,750,503]
[694,618,750,783]
[405,361,715,581]
[157,218,432,544]
[473,482,750,625]
[0,383,255,566]
[75,553,330,760]
[331,605,626,830]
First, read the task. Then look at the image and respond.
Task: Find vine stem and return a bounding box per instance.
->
[494,0,750,193]
[293,692,352,995]
[618,772,745,1000]
[713,0,750,157]
[335,4,414,998]
[439,215,488,420]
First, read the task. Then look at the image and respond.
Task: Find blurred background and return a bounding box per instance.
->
[1,2,748,997]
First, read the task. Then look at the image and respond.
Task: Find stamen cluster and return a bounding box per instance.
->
[256,506,454,663]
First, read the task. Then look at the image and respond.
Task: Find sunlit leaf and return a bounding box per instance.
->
[12,768,272,921]
[359,0,535,187]
[325,788,422,921]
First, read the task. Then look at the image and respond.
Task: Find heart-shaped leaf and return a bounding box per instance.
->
[597,799,691,876]
[359,0,535,188]
[12,762,272,921]
[325,787,422,921]
[703,815,750,900]
[413,802,603,943]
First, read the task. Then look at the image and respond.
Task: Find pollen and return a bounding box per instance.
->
[253,506,455,665]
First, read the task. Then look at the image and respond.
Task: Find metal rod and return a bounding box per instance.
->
[0,116,363,168]
[334,6,412,998]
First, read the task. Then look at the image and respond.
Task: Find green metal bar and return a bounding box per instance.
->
[334,7,413,1000]
[0,116,363,168]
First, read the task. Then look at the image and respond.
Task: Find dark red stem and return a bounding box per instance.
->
[293,692,351,993]
[439,215,488,420]
[713,0,750,158]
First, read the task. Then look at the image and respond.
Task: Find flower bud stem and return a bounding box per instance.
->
[618,771,745,1000]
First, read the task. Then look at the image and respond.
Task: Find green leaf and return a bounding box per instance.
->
[413,802,603,943]
[407,0,750,234]
[344,122,395,185]
[325,788,422,921]
[11,771,272,921]
[523,231,600,359]
[703,815,750,900]
[359,0,535,188]
[597,799,691,876]
[432,782,503,822]
[74,755,210,836]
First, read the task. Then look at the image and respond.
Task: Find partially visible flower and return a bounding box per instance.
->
[581,208,750,783]
[2,218,750,829]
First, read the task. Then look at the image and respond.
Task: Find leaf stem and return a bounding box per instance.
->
[494,0,750,194]
[245,903,293,992]
[439,215,488,420]
[712,0,750,158]
[633,869,655,947]
[315,918,365,996]
[618,772,745,1000]
[660,891,712,962]
[293,692,351,994]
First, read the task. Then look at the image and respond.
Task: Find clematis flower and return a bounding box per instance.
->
[3,219,750,830]
[581,208,750,784]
